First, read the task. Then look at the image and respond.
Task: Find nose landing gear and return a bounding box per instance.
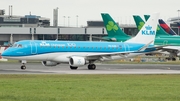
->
[20,60,27,70]
[21,63,26,70]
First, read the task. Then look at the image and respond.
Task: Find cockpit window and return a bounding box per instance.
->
[12,44,23,48]
[18,44,22,48]
[12,44,18,47]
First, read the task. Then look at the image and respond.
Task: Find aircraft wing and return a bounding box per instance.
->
[161,46,180,51]
[68,51,136,61]
[146,45,169,51]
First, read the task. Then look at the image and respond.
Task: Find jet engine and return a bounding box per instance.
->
[41,61,59,66]
[69,56,86,67]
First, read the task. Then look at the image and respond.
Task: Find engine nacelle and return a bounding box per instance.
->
[41,61,59,66]
[69,56,86,67]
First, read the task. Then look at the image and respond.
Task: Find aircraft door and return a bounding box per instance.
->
[30,41,37,54]
[124,44,130,52]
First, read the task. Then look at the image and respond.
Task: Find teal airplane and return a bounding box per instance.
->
[101,13,180,60]
[2,13,159,70]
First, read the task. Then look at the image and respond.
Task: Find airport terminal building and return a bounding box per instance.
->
[0,13,138,45]
[0,9,179,46]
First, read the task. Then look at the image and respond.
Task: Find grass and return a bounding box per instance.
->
[0,74,180,101]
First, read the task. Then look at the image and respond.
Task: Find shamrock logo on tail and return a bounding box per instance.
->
[138,22,145,30]
[106,21,118,32]
[138,22,160,31]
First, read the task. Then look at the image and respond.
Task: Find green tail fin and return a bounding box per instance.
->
[133,15,170,36]
[101,13,130,38]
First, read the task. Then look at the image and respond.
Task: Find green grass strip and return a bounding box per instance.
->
[0,74,180,101]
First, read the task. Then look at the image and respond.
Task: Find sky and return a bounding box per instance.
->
[1,0,180,27]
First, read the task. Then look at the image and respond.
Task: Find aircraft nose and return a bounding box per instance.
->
[1,50,9,57]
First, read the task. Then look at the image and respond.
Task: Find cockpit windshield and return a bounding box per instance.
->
[18,44,22,47]
[12,44,23,48]
[12,44,18,47]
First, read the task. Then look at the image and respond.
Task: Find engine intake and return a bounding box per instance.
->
[69,56,86,67]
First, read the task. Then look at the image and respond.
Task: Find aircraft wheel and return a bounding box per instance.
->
[172,58,176,61]
[88,64,96,70]
[21,65,26,70]
[70,66,78,70]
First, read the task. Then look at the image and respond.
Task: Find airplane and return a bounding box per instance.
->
[101,13,180,60]
[143,15,180,38]
[159,19,177,35]
[133,15,180,60]
[2,13,159,70]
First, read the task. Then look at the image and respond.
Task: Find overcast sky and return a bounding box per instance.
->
[1,0,180,27]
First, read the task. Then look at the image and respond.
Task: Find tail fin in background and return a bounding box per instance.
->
[133,15,170,36]
[177,22,180,28]
[144,15,171,36]
[159,19,177,35]
[125,13,159,45]
[101,13,130,38]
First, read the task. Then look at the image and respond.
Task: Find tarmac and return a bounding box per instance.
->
[0,63,180,74]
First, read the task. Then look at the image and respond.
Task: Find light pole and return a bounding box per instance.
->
[63,16,66,26]
[76,15,78,27]
[178,10,180,22]
[68,16,70,27]
[178,10,180,35]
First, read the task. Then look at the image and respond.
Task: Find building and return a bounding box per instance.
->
[0,10,180,46]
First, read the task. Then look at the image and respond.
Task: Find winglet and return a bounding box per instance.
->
[125,13,159,45]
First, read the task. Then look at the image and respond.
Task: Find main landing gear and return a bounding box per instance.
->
[69,64,96,70]
[88,64,96,70]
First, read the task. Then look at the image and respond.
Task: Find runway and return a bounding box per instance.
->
[0,63,180,74]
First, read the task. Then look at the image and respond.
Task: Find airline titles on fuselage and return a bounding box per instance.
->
[39,41,122,48]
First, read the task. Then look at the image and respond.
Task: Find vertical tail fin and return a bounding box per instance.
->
[144,15,170,36]
[133,15,170,36]
[125,13,159,45]
[159,19,177,35]
[101,13,130,38]
[177,22,180,28]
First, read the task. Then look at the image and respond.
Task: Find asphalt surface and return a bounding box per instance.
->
[0,63,180,74]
